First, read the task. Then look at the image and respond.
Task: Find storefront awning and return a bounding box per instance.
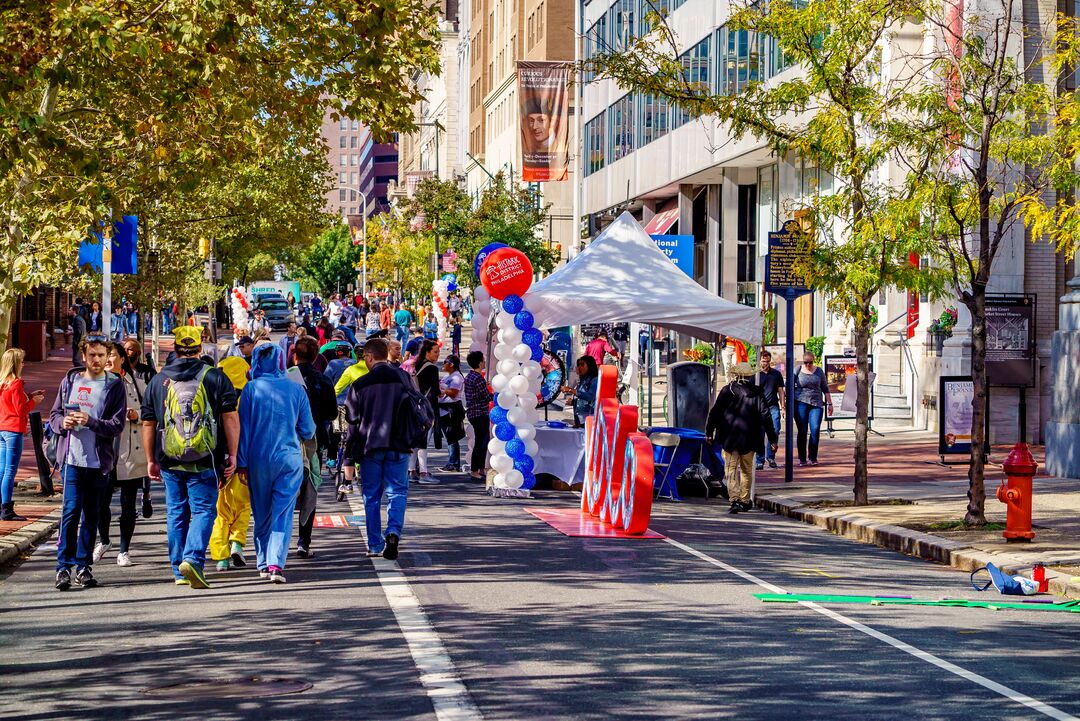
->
[641,207,679,235]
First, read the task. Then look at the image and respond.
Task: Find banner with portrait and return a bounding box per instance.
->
[517,61,570,182]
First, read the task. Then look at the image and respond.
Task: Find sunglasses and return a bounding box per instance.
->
[84,334,109,343]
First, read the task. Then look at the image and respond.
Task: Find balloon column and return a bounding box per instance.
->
[479,247,544,492]
[432,277,451,341]
[230,287,250,335]
[470,242,505,354]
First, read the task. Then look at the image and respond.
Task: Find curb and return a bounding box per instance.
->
[0,509,61,569]
[756,494,1080,598]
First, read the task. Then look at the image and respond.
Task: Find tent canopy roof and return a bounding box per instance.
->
[525,212,762,344]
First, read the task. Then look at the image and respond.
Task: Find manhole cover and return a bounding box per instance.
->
[143,677,312,699]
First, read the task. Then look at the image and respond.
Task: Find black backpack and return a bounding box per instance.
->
[395,373,435,449]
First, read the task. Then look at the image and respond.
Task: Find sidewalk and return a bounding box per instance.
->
[753,427,1080,597]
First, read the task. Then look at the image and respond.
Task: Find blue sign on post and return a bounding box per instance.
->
[78,216,139,275]
[650,234,694,279]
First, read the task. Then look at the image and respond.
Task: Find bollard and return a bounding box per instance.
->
[996,442,1037,542]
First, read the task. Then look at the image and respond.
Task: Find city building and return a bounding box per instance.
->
[579,0,1075,443]
[319,109,398,223]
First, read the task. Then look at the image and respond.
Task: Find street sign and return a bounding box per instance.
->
[649,234,694,279]
[985,294,1036,387]
[204,261,222,281]
[765,220,812,300]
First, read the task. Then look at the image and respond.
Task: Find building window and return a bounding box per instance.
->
[351,190,357,201]
[920,258,931,302]
[673,36,711,128]
[607,94,635,162]
[638,93,669,146]
[339,136,347,148]
[339,171,347,184]
[339,155,346,166]
[340,118,348,131]
[350,154,358,166]
[718,26,763,96]
[351,172,358,185]
[611,0,634,50]
[737,184,757,284]
[351,136,358,148]
[339,189,347,201]
[585,114,605,175]
[351,120,359,131]
[349,207,356,214]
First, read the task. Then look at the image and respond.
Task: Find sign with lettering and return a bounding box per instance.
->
[582,365,655,535]
[765,220,812,300]
[985,294,1035,387]
[649,234,694,278]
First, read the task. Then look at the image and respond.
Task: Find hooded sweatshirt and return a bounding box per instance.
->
[140,355,238,471]
[236,345,315,473]
[49,368,127,473]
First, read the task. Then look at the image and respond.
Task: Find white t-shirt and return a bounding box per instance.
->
[439,371,465,415]
[328,301,343,324]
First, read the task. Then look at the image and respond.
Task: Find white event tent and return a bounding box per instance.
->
[525,212,763,344]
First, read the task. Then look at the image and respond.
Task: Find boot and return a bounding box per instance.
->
[141,479,153,519]
[0,502,27,522]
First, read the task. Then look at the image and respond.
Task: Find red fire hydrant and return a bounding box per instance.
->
[997,442,1037,542]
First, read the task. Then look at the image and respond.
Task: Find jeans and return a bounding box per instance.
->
[161,467,219,578]
[0,430,24,505]
[759,406,781,465]
[395,324,409,343]
[359,450,410,554]
[793,401,824,463]
[468,416,489,475]
[56,465,109,571]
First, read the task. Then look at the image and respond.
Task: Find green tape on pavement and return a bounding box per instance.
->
[754,593,1080,613]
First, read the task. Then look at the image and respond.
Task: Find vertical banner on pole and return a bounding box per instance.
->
[516,61,571,182]
[765,220,813,484]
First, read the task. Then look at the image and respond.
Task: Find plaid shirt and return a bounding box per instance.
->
[464,370,492,420]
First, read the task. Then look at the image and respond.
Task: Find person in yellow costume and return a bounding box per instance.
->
[333,356,369,496]
[210,355,251,571]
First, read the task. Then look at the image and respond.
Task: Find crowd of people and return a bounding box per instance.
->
[4,291,492,592]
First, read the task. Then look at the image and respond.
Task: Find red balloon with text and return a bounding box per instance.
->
[480,247,533,300]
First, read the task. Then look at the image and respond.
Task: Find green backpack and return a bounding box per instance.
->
[162,366,218,462]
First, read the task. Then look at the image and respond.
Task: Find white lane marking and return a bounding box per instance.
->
[663,537,1078,721]
[346,493,483,721]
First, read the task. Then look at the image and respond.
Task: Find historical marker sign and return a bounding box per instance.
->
[765,220,812,300]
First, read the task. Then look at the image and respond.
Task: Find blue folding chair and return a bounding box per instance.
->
[649,432,682,501]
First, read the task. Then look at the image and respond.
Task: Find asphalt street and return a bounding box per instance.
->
[1,463,1078,720]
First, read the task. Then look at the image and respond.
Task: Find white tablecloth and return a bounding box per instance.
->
[532,425,586,486]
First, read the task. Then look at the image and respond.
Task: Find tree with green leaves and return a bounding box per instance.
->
[293,225,364,297]
[0,0,439,348]
[589,0,948,504]
[915,0,1080,524]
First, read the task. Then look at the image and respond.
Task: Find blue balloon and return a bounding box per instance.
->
[505,438,526,459]
[494,422,516,442]
[521,471,537,490]
[442,273,456,282]
[447,282,458,292]
[530,345,544,362]
[522,328,543,348]
[502,295,524,314]
[514,310,535,331]
[514,456,535,474]
[490,405,508,425]
[474,242,508,278]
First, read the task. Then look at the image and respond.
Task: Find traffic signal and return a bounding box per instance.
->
[198,237,211,259]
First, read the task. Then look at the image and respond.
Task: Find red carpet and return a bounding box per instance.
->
[525,507,665,539]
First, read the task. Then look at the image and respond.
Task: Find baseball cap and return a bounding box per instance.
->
[237,335,255,346]
[173,326,202,348]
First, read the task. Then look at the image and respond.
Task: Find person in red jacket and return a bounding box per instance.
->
[0,349,45,521]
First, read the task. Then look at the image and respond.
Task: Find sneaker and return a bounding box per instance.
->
[268,567,286,584]
[74,567,98,588]
[809,460,819,466]
[365,550,383,558]
[142,493,153,519]
[116,552,132,567]
[216,559,231,571]
[798,460,808,467]
[55,569,72,591]
[230,541,247,568]
[336,491,346,502]
[92,542,111,563]
[345,483,354,494]
[326,459,338,469]
[383,533,400,561]
[418,474,439,485]
[296,545,313,559]
[439,465,461,473]
[258,569,270,579]
[768,459,778,469]
[755,464,765,471]
[408,470,420,481]
[178,560,210,589]
[175,578,190,586]
[728,502,741,515]
[738,500,753,512]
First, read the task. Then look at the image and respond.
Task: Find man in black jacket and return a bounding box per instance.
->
[292,337,337,557]
[706,361,778,514]
[344,337,414,560]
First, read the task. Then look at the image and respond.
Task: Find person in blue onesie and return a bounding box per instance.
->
[236,343,315,584]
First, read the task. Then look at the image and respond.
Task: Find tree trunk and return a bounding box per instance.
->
[852,311,871,505]
[965,289,988,525]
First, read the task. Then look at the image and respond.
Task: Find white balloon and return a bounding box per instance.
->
[491,374,509,393]
[517,393,537,410]
[504,469,525,489]
[493,342,513,361]
[525,439,539,456]
[493,472,509,488]
[497,359,520,377]
[516,425,536,442]
[507,406,528,426]
[474,286,489,303]
[508,375,530,395]
[488,437,506,455]
[496,311,516,329]
[524,405,541,424]
[528,376,542,394]
[498,328,522,346]
[475,302,490,317]
[521,361,541,380]
[497,392,516,410]
[511,343,532,362]
[491,453,514,473]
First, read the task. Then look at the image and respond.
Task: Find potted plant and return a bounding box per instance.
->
[926,306,958,356]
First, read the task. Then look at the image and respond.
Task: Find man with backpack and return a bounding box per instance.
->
[292,337,337,558]
[141,326,239,588]
[344,337,432,560]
